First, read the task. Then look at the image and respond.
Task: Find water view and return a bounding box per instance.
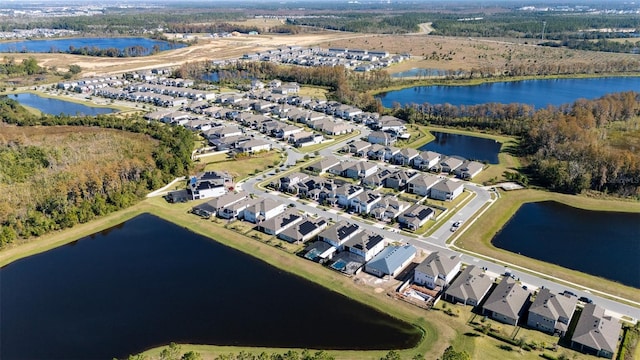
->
[0,214,421,360]
[377,76,640,108]
[418,131,502,164]
[492,201,640,288]
[0,37,184,56]
[13,93,117,116]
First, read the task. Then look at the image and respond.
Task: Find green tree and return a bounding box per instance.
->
[441,346,471,360]
[181,351,202,360]
[159,342,181,360]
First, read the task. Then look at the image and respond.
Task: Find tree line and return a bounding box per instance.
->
[0,97,194,248]
[390,92,640,196]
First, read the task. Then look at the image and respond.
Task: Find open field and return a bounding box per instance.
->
[319,34,640,74]
[455,188,640,304]
[199,150,284,182]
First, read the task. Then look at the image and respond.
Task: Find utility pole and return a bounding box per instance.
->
[541,21,547,41]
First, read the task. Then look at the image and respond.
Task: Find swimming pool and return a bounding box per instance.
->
[331,259,347,271]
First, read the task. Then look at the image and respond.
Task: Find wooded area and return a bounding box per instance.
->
[390,92,640,196]
[0,97,194,247]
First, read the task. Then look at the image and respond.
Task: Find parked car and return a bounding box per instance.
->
[579,296,593,303]
[563,290,577,297]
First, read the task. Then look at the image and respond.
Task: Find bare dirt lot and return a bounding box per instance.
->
[2,32,368,77]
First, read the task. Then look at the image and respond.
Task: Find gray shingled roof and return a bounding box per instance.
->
[483,277,530,320]
[444,265,493,304]
[572,303,622,354]
[414,251,460,281]
[529,288,577,324]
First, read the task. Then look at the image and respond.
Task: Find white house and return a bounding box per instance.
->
[343,230,385,261]
[430,180,464,201]
[413,251,462,290]
[243,198,287,224]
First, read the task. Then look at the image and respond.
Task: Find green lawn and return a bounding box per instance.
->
[201,151,283,182]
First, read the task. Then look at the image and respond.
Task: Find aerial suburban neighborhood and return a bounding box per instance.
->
[1,1,639,359]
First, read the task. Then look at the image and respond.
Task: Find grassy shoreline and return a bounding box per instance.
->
[1,190,637,358]
[456,188,640,304]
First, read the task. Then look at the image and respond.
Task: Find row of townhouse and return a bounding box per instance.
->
[277,171,440,231]
[58,76,126,92]
[312,220,417,277]
[305,156,466,203]
[352,137,485,180]
[432,262,622,358]
[201,124,272,154]
[124,83,215,100]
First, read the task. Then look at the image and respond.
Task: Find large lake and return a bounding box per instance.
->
[492,201,640,288]
[0,214,421,360]
[13,93,117,116]
[377,77,640,108]
[418,131,501,164]
[0,37,184,55]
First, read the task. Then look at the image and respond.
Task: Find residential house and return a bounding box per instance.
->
[383,146,401,162]
[237,139,272,153]
[343,230,385,261]
[430,180,464,201]
[349,190,382,214]
[188,171,233,200]
[361,168,393,189]
[571,303,621,359]
[333,184,364,207]
[258,209,304,236]
[244,198,287,223]
[369,195,410,221]
[375,115,407,134]
[443,265,493,306]
[413,251,462,290]
[192,191,248,217]
[348,140,372,157]
[482,277,531,326]
[278,217,329,243]
[364,244,417,278]
[368,131,396,146]
[455,160,484,179]
[345,161,379,180]
[413,151,442,171]
[307,156,341,174]
[366,144,387,160]
[218,198,259,220]
[275,124,303,139]
[439,156,465,173]
[397,204,435,231]
[384,169,418,191]
[407,173,442,197]
[528,288,578,336]
[211,126,243,139]
[392,148,420,166]
[317,221,362,249]
[279,172,310,193]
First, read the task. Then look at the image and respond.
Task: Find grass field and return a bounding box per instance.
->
[199,150,284,181]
